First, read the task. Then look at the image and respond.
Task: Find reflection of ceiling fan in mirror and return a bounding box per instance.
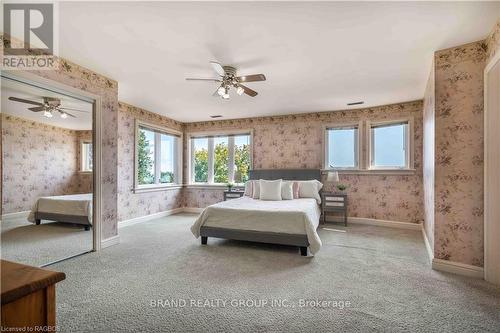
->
[8,96,88,119]
[186,61,266,99]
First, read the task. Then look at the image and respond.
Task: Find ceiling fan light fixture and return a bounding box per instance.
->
[221,86,230,99]
[217,86,226,96]
[43,110,53,118]
[186,61,266,99]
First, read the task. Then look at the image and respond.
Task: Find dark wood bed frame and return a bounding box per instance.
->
[199,168,321,256]
[34,212,92,231]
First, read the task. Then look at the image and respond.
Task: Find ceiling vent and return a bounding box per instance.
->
[210,115,223,118]
[347,101,364,106]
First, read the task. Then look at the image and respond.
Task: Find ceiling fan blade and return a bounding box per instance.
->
[237,74,266,83]
[58,107,88,113]
[28,106,46,112]
[210,61,225,76]
[186,78,221,82]
[237,84,258,97]
[9,96,44,106]
[58,110,76,118]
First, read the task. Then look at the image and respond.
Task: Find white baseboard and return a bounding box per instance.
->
[101,235,120,249]
[1,210,30,219]
[118,207,184,228]
[347,217,422,230]
[183,207,204,214]
[421,226,434,262]
[420,225,483,278]
[432,258,484,278]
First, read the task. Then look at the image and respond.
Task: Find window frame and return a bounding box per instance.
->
[323,122,362,171]
[188,129,253,186]
[367,118,414,171]
[134,120,183,192]
[80,139,93,173]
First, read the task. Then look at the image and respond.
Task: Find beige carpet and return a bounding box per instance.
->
[49,213,500,332]
[1,213,93,266]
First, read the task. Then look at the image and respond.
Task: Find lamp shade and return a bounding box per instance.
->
[327,171,339,182]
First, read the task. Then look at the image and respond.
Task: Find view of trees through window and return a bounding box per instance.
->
[138,129,154,184]
[193,134,250,184]
[233,135,251,184]
[137,126,178,185]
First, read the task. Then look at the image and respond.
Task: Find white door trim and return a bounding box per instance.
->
[1,71,103,252]
[484,51,500,285]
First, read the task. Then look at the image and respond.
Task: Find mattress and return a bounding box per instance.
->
[28,193,93,224]
[191,196,322,254]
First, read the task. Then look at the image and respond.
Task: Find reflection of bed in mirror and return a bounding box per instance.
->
[28,193,93,231]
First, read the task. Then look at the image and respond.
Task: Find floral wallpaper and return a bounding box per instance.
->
[184,100,424,223]
[423,64,435,251]
[426,19,500,267]
[10,53,120,239]
[433,41,487,267]
[2,115,92,214]
[117,102,184,222]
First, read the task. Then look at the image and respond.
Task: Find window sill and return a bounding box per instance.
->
[185,184,244,190]
[133,185,183,193]
[78,171,93,175]
[322,169,417,175]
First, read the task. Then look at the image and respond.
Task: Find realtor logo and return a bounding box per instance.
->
[3,3,53,55]
[2,3,57,70]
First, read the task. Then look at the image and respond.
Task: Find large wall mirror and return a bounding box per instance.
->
[1,75,95,267]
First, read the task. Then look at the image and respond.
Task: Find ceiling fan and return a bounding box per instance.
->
[8,96,88,119]
[186,61,266,99]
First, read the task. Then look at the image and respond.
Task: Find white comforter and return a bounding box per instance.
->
[191,197,322,254]
[28,193,93,224]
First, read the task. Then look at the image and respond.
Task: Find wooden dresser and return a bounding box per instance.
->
[1,260,66,330]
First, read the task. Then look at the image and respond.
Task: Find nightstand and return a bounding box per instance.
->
[224,190,244,201]
[321,192,348,226]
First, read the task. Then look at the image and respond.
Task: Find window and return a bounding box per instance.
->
[190,132,252,185]
[370,121,410,169]
[192,137,208,183]
[81,141,93,172]
[214,136,229,183]
[323,118,413,173]
[233,134,251,183]
[325,125,359,169]
[135,121,182,189]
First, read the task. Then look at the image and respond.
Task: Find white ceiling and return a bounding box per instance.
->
[1,78,93,130]
[58,2,500,122]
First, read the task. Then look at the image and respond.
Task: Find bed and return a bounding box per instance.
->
[190,169,322,256]
[27,193,93,230]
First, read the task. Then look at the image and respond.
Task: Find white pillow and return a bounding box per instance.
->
[298,180,323,204]
[251,180,260,199]
[259,179,282,201]
[281,181,293,200]
[244,180,253,196]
